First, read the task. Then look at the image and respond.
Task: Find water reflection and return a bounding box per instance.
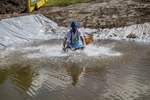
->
[0,39,150,100]
[66,63,85,86]
[0,64,36,100]
[0,68,8,84]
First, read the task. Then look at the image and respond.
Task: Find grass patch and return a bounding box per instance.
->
[45,0,89,7]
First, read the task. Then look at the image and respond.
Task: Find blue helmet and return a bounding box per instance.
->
[71,22,78,28]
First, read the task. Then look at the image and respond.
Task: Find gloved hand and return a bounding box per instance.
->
[62,47,66,51]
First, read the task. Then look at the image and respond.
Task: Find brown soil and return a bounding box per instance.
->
[0,0,150,29]
[0,0,26,14]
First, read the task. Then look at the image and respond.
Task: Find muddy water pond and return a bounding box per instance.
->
[0,39,150,100]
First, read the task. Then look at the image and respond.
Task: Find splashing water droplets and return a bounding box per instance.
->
[22,44,122,59]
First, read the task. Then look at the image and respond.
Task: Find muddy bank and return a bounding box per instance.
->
[0,0,150,28]
[40,0,150,28]
[0,0,26,14]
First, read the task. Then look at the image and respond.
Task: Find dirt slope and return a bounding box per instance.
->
[0,0,26,14]
[0,0,150,28]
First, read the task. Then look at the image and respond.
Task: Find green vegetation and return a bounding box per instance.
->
[45,0,89,6]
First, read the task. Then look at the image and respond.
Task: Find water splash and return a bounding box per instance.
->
[83,44,121,57]
[22,44,122,59]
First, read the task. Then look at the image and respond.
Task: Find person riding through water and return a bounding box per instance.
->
[62,22,86,51]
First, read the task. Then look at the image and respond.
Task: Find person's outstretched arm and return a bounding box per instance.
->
[63,37,67,49]
[80,36,86,48]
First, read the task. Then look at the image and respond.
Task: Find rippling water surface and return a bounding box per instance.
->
[0,39,150,100]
